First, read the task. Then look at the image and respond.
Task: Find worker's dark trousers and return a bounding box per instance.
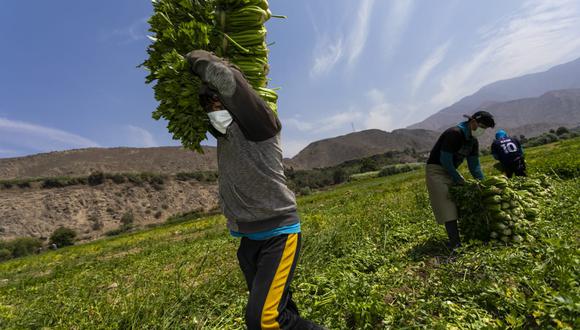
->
[237,233,323,330]
[505,158,527,178]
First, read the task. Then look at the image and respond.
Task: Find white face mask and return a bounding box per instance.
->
[207,110,233,134]
[472,126,486,138]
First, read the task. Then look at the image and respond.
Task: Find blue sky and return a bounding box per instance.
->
[1,0,580,158]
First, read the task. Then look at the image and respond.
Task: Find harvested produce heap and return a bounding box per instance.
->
[451,175,554,243]
[142,0,282,152]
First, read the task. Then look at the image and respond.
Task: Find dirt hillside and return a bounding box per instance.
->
[0,178,219,243]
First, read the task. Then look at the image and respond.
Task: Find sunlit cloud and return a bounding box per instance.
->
[0,117,100,154]
[362,89,395,131]
[382,0,415,60]
[0,149,18,158]
[127,125,158,148]
[346,0,375,65]
[411,40,451,95]
[284,111,363,134]
[310,37,344,77]
[310,0,376,77]
[101,17,149,44]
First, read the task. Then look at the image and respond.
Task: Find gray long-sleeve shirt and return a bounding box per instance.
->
[186,50,298,233]
[217,122,298,233]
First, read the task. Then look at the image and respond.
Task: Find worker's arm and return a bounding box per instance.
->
[440,151,465,183]
[186,50,281,141]
[467,155,484,180]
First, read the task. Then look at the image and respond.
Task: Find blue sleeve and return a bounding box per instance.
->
[440,151,463,182]
[520,145,524,156]
[467,155,484,180]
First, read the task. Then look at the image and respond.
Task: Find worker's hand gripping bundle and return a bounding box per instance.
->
[141,0,282,152]
[450,175,554,244]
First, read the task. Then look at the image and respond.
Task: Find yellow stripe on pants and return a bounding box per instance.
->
[261,233,298,330]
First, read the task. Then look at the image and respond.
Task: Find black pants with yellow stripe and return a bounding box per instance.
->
[237,233,319,330]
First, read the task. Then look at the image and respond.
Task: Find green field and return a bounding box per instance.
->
[1,138,579,329]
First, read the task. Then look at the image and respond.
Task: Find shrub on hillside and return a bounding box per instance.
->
[360,159,379,173]
[0,248,11,261]
[121,212,134,226]
[4,237,42,258]
[555,126,569,136]
[41,178,67,189]
[166,210,206,224]
[378,163,422,177]
[149,174,165,185]
[88,172,105,186]
[120,211,135,231]
[49,227,77,247]
[175,172,201,181]
[108,174,126,184]
[202,172,218,182]
[17,181,31,188]
[333,168,348,184]
[0,248,12,261]
[177,171,219,182]
[88,214,102,229]
[128,174,146,185]
[299,186,312,196]
[104,228,124,237]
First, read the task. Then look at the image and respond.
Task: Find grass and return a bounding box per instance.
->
[0,138,579,329]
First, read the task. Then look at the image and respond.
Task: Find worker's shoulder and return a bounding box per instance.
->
[442,126,463,137]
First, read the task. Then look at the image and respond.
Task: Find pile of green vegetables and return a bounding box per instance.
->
[451,175,554,243]
[141,0,282,152]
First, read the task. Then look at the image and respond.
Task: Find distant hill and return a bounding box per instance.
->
[0,146,217,180]
[488,89,580,129]
[286,128,440,170]
[409,57,580,131]
[456,89,580,146]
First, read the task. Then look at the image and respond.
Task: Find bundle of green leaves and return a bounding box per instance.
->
[450,175,554,243]
[141,0,281,152]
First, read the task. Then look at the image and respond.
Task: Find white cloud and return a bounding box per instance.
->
[411,40,451,95]
[382,0,415,60]
[102,17,149,44]
[310,0,376,77]
[347,0,375,65]
[431,0,580,108]
[310,37,344,78]
[283,89,403,144]
[0,117,100,153]
[0,149,18,158]
[127,125,158,148]
[362,89,394,131]
[284,111,362,134]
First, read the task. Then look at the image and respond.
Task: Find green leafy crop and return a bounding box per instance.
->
[141,0,281,152]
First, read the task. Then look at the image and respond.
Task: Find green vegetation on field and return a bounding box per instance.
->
[0,138,579,329]
[0,171,218,191]
[286,149,426,193]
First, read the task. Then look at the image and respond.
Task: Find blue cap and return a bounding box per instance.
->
[495,129,507,139]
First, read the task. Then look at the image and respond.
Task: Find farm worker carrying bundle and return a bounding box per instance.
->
[425,111,496,250]
[491,129,527,178]
[186,50,325,330]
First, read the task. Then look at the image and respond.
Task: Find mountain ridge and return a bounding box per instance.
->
[409,57,580,131]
